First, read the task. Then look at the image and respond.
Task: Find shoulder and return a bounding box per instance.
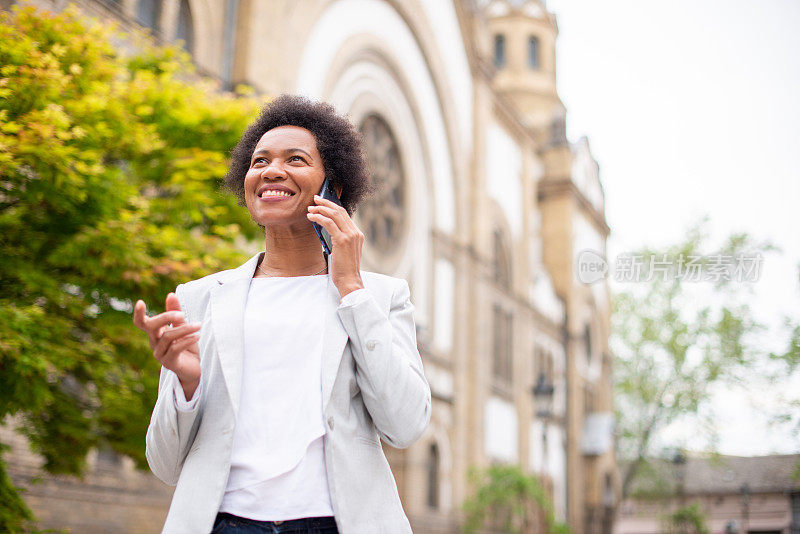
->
[180,269,228,293]
[174,265,240,321]
[178,251,261,293]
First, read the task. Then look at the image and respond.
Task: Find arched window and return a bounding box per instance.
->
[357,115,406,255]
[493,228,510,288]
[534,344,554,386]
[176,0,194,54]
[493,304,513,385]
[494,34,506,68]
[136,0,161,31]
[528,35,540,69]
[492,228,512,386]
[427,443,440,509]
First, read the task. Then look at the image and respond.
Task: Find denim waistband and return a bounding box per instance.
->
[215,511,336,528]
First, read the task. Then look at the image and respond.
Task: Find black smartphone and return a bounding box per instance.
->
[312,178,343,256]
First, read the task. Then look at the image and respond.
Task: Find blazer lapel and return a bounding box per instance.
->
[321,273,349,412]
[208,251,349,416]
[209,251,263,418]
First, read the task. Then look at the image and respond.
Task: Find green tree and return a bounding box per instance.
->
[661,503,709,534]
[612,215,779,499]
[462,464,569,534]
[767,261,800,476]
[0,5,260,530]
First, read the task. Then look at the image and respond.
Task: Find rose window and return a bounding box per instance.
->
[358,115,406,254]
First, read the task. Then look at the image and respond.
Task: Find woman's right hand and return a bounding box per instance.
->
[133,292,202,397]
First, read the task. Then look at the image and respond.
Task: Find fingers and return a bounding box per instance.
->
[133,300,147,330]
[312,194,343,210]
[311,195,351,225]
[165,292,185,325]
[153,322,202,364]
[168,335,199,359]
[308,204,346,231]
[307,210,365,254]
[307,210,340,237]
[132,301,186,331]
[150,310,188,331]
[308,198,364,244]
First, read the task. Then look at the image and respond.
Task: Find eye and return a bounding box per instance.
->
[252,157,267,166]
[288,155,306,163]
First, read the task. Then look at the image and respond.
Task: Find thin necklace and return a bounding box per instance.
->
[256,260,327,278]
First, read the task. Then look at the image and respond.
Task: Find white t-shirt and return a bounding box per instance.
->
[174,274,351,520]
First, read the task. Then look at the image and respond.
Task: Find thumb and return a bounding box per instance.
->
[165,292,186,325]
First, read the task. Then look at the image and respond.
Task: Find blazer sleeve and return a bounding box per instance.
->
[144,282,203,486]
[336,278,431,449]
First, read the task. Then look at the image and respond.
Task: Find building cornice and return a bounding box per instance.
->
[538,178,611,237]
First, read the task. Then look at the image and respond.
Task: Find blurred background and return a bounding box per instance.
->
[0,0,797,533]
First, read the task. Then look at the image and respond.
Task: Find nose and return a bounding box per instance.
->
[260,158,288,180]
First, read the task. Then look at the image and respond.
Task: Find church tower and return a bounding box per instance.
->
[484,2,618,534]
[484,0,566,144]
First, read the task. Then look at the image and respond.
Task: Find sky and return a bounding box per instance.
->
[545,0,800,455]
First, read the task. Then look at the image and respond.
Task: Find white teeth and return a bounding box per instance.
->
[260,190,292,198]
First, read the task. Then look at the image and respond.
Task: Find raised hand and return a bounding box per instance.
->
[133,292,202,399]
[307,194,365,298]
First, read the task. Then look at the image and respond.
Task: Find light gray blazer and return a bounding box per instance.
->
[145,251,431,533]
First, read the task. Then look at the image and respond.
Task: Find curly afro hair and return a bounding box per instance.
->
[223,94,372,216]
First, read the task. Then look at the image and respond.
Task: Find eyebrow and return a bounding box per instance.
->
[252,147,313,159]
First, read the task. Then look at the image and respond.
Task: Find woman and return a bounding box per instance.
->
[132,95,431,534]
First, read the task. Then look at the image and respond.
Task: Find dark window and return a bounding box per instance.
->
[176,0,194,54]
[427,443,440,509]
[790,491,800,534]
[534,344,554,385]
[101,0,123,10]
[585,323,592,364]
[494,34,506,68]
[584,385,596,414]
[493,229,510,288]
[136,0,161,31]
[493,304,513,385]
[528,36,540,69]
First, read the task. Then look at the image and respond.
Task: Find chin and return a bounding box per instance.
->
[252,212,308,230]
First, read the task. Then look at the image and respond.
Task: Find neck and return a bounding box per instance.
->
[258,223,327,276]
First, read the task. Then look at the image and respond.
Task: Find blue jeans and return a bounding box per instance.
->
[210,512,339,534]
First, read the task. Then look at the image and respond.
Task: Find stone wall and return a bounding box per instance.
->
[2,416,173,533]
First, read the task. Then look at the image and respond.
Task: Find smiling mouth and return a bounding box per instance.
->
[259,190,295,199]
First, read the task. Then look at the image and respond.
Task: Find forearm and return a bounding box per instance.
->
[337,284,431,448]
[145,367,202,485]
[179,375,200,401]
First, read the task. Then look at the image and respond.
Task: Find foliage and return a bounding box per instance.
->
[462,464,569,534]
[612,215,779,499]
[0,443,33,531]
[661,503,709,534]
[767,262,800,443]
[767,261,800,479]
[0,5,261,530]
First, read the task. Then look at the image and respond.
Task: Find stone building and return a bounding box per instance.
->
[3,0,617,532]
[615,454,800,534]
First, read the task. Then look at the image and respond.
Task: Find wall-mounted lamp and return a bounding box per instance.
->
[532,372,555,419]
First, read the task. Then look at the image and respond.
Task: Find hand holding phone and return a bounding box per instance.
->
[311,178,343,255]
[306,182,365,297]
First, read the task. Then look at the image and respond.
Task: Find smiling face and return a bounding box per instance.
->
[244,125,326,229]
